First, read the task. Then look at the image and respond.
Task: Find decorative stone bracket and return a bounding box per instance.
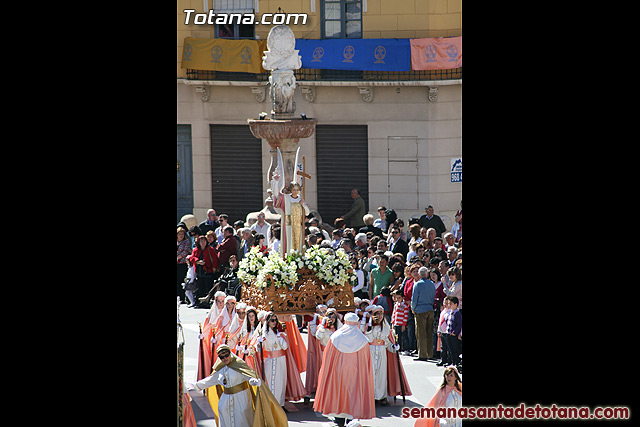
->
[358,87,374,103]
[427,86,438,102]
[251,86,266,102]
[301,86,316,103]
[194,86,209,102]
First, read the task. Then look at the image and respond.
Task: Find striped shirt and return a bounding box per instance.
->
[391,300,409,326]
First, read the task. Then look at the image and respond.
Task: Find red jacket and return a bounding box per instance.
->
[187,246,219,273]
[403,277,414,305]
[217,236,238,265]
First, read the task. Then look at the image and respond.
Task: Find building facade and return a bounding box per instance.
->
[177,0,462,231]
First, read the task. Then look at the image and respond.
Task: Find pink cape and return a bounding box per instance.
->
[385,349,413,397]
[386,332,412,397]
[304,332,324,394]
[414,385,462,427]
[197,318,213,381]
[313,339,375,419]
[182,393,197,427]
[284,333,307,401]
[285,319,307,373]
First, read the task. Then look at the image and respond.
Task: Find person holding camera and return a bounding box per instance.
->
[315,308,343,347]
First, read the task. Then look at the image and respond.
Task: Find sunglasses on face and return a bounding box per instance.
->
[219,352,231,359]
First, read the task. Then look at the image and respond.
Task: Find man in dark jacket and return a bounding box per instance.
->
[388,226,409,260]
[341,188,366,229]
[418,205,447,237]
[358,214,384,239]
[198,209,220,236]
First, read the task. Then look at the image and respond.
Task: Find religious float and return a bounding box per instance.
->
[239,246,355,314]
[240,25,355,314]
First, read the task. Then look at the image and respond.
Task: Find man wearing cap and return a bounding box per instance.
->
[187,344,287,427]
[314,312,375,426]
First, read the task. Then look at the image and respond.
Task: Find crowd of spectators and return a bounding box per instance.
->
[177,202,462,371]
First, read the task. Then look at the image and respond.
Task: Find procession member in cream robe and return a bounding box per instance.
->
[197,291,226,380]
[187,345,288,427]
[257,312,289,406]
[315,308,344,347]
[236,306,258,358]
[207,291,227,325]
[270,147,310,257]
[363,305,398,404]
[314,312,375,425]
[213,296,241,357]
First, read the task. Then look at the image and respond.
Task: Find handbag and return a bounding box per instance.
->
[183,264,198,291]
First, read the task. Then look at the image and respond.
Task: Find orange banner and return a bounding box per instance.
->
[181,37,267,73]
[410,36,462,70]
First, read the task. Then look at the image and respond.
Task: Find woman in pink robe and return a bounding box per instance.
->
[414,366,462,427]
[314,313,375,424]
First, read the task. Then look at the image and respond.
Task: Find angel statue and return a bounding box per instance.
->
[270,147,310,257]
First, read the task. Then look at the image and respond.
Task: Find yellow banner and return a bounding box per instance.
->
[181,37,267,73]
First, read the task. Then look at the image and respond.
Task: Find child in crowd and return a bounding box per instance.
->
[442,296,462,372]
[437,296,452,366]
[330,229,342,249]
[391,289,410,354]
[372,286,394,325]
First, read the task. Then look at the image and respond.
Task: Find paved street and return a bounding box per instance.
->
[179,304,460,427]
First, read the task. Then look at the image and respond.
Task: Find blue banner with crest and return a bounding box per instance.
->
[295,38,411,71]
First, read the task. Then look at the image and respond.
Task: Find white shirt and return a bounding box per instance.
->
[373,218,386,230]
[250,221,271,238]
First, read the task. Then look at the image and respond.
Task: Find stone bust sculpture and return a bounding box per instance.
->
[262,25,302,71]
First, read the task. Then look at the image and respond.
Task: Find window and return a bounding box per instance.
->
[214,22,255,40]
[321,0,362,39]
[212,0,255,39]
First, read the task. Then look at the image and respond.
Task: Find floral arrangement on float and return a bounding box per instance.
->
[239,246,356,313]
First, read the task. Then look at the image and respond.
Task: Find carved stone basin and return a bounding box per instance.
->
[247,118,317,142]
[248,118,317,185]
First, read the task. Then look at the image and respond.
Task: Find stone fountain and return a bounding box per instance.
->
[247,24,317,190]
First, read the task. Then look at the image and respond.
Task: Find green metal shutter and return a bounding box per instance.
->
[210,125,264,224]
[177,125,194,223]
[315,125,369,226]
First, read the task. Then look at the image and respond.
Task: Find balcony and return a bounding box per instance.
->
[185,67,462,83]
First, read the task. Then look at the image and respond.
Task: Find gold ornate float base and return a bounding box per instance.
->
[241,267,354,314]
